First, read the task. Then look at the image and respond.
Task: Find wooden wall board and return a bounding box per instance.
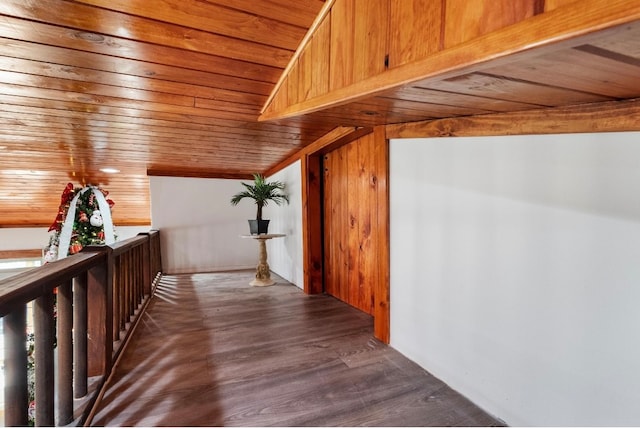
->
[287,62,300,106]
[443,0,540,48]
[346,140,361,309]
[322,130,389,324]
[298,45,314,103]
[301,153,324,295]
[309,17,332,99]
[388,0,443,68]
[352,0,389,82]
[329,0,355,91]
[544,0,579,12]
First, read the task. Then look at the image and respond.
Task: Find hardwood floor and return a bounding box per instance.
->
[89,270,503,427]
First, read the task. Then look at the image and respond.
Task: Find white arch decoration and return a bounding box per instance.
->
[57,186,116,260]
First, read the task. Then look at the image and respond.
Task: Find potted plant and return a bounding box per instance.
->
[230,173,289,235]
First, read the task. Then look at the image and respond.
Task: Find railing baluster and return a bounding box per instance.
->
[1,231,163,427]
[118,255,125,334]
[87,251,113,378]
[137,246,144,304]
[112,256,120,342]
[57,279,74,425]
[121,255,126,332]
[122,254,128,323]
[131,251,135,315]
[74,273,88,398]
[3,305,28,427]
[151,231,162,281]
[142,236,151,297]
[134,249,138,308]
[127,253,133,319]
[34,290,55,426]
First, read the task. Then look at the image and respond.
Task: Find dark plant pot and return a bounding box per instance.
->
[248,219,270,235]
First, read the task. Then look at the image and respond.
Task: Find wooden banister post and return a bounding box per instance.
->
[84,247,113,378]
[57,279,74,425]
[151,230,162,279]
[3,305,28,427]
[74,272,88,397]
[34,289,55,426]
[138,232,152,297]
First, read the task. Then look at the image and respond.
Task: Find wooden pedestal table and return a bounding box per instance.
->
[241,233,286,286]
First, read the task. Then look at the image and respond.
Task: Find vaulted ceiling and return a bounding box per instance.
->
[0,1,639,229]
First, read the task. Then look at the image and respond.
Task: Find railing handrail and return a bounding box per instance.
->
[0,250,107,317]
[0,231,162,312]
[109,234,148,256]
[1,229,162,426]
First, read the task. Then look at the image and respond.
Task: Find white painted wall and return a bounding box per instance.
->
[389,132,640,426]
[149,172,303,282]
[266,161,303,287]
[0,226,150,252]
[149,176,257,274]
[0,227,52,251]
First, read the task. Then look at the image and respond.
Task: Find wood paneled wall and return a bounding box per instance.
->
[267,0,388,111]
[262,0,549,116]
[322,128,389,342]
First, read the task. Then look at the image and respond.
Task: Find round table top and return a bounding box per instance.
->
[240,233,286,239]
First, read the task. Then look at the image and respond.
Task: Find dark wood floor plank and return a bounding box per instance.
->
[90,270,503,427]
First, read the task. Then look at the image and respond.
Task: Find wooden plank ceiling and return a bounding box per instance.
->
[0,0,328,227]
[1,1,639,229]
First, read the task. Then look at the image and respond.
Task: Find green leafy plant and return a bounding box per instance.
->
[230,173,289,220]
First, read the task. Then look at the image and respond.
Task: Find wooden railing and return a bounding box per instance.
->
[0,230,162,426]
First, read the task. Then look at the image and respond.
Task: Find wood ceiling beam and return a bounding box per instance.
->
[386,98,640,139]
[146,168,254,180]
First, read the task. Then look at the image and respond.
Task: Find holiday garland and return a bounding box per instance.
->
[44,182,116,262]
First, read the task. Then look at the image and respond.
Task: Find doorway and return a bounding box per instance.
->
[303,127,389,341]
